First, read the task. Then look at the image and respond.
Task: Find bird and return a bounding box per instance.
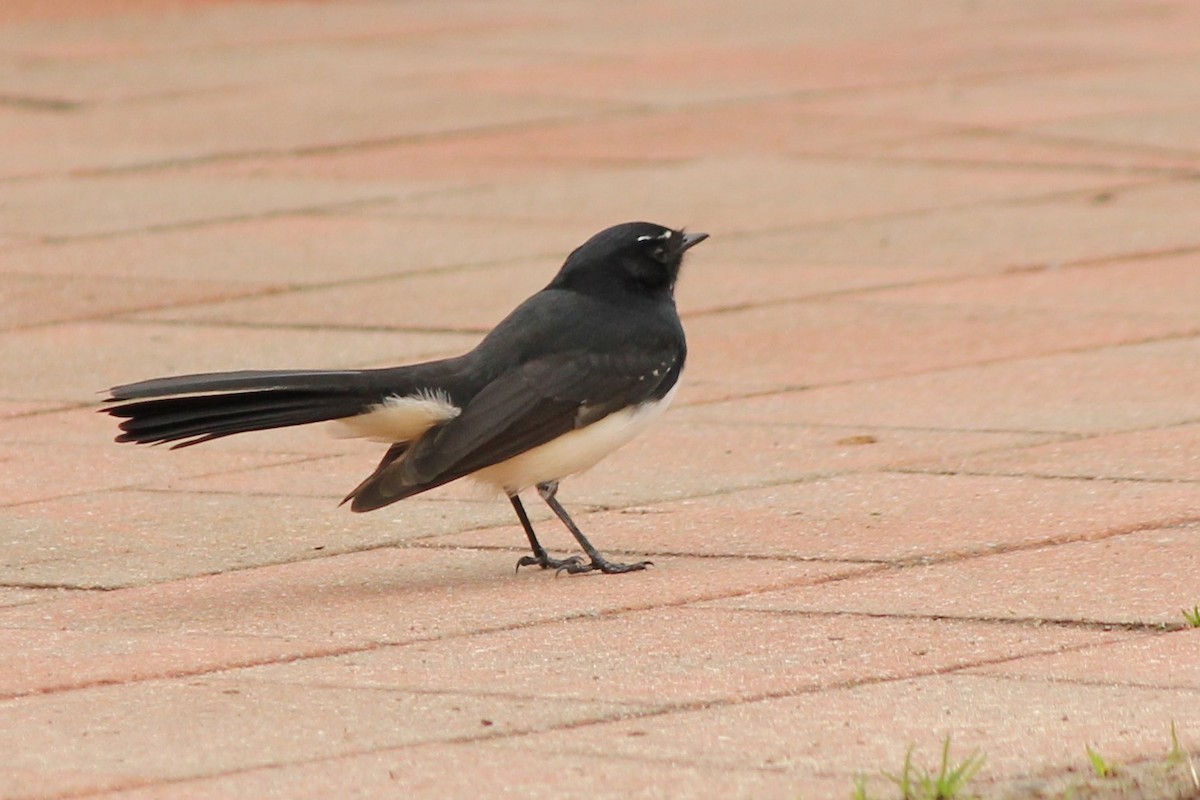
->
[102,221,708,575]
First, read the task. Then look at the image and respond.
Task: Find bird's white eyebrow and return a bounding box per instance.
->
[636,231,674,242]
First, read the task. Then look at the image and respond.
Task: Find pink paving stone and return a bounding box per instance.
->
[0,0,218,25]
[1,1,1198,797]
[133,250,954,335]
[0,400,67,418]
[133,260,553,334]
[0,1,241,25]
[0,628,351,700]
[0,1,535,59]
[0,272,263,330]
[473,0,1132,57]
[510,673,1200,792]
[161,418,1049,513]
[676,259,955,316]
[274,100,952,168]
[433,32,1103,105]
[5,81,618,180]
[152,448,526,508]
[237,610,1117,705]
[794,59,1200,128]
[928,423,1200,483]
[682,297,1199,401]
[121,237,955,331]
[1031,107,1200,157]
[0,173,394,239]
[861,130,1200,173]
[430,471,1200,563]
[681,337,1200,434]
[0,547,831,646]
[207,140,584,187]
[0,106,197,181]
[88,741,827,800]
[129,451,382,499]
[710,523,1200,626]
[0,233,33,250]
[0,587,63,609]
[0,35,570,105]
[141,415,825,505]
[1008,1,1200,60]
[0,97,565,181]
[967,629,1200,689]
[0,677,636,800]
[0,441,306,507]
[553,423,1048,508]
[716,180,1200,271]
[1,320,473,403]
[859,252,1200,317]
[0,215,584,285]
[129,251,953,331]
[0,488,514,588]
[381,155,1127,233]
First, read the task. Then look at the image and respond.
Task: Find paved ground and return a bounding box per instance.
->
[2,1,1199,798]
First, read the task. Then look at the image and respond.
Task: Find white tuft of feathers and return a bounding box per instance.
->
[328,389,460,443]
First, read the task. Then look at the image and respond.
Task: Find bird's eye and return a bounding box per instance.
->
[651,246,668,262]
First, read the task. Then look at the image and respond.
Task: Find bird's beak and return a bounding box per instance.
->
[679,231,709,252]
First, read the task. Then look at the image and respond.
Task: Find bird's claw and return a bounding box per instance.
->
[515,553,585,573]
[555,558,653,576]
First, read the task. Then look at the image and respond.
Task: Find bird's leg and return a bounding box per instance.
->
[536,481,652,575]
[510,493,582,572]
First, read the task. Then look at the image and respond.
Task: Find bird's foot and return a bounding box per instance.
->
[515,553,584,573]
[556,556,653,576]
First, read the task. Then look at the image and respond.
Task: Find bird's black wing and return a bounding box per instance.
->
[345,348,680,511]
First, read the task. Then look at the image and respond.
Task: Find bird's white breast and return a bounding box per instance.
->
[473,380,680,494]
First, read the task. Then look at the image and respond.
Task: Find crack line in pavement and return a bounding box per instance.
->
[32,195,402,246]
[956,666,1200,695]
[0,94,82,112]
[0,453,337,513]
[892,465,1200,485]
[406,540,892,566]
[0,105,650,186]
[720,606,1188,634]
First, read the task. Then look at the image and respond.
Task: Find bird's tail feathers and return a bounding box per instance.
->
[103,369,383,448]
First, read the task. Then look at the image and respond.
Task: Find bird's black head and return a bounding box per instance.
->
[549,221,709,297]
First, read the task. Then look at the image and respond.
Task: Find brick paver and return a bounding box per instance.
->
[2,2,1199,798]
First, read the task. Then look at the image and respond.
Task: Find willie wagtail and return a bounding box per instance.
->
[103,221,708,575]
